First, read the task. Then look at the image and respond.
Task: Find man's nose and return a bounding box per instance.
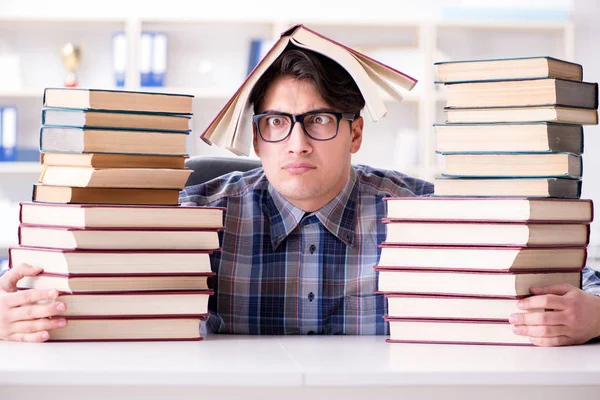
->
[286,120,312,154]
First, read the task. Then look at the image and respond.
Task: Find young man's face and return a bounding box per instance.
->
[253,76,363,212]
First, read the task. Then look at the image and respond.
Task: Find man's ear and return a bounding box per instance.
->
[350,116,363,154]
[252,124,260,157]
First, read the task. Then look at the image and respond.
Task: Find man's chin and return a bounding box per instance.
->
[276,184,321,202]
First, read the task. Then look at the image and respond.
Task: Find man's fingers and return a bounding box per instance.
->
[529,283,574,296]
[518,294,567,311]
[3,288,59,309]
[512,323,568,338]
[7,331,50,343]
[6,300,66,323]
[529,336,572,347]
[0,264,43,293]
[509,311,565,326]
[9,318,67,336]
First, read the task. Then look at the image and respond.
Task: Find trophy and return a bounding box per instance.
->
[59,43,81,87]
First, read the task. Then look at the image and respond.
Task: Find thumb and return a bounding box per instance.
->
[1,263,43,293]
[530,283,576,296]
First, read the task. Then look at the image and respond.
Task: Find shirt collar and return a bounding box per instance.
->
[263,167,358,249]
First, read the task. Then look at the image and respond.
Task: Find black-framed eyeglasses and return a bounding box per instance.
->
[252,110,357,143]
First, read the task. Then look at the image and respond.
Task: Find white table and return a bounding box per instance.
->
[0,335,599,400]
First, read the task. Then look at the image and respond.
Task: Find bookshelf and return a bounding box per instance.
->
[0,12,577,255]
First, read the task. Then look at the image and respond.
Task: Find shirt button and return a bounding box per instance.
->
[309,244,316,254]
[308,292,315,302]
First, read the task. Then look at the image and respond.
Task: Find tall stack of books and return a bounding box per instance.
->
[377,57,598,345]
[9,88,223,341]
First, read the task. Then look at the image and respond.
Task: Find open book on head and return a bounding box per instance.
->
[200,24,417,156]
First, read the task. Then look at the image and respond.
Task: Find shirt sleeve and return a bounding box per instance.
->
[582,266,600,296]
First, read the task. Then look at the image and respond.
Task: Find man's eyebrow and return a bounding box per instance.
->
[259,108,337,114]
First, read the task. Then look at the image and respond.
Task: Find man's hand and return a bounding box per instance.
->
[509,283,600,347]
[0,263,67,342]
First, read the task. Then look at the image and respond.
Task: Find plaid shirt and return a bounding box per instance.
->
[180,165,600,335]
[180,165,433,334]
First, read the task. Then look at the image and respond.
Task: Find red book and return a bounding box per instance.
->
[9,247,215,276]
[377,244,587,272]
[199,24,416,156]
[18,224,222,251]
[385,317,532,346]
[383,197,594,223]
[20,202,225,229]
[385,293,542,322]
[50,290,213,318]
[376,268,582,298]
[382,219,590,247]
[15,271,214,293]
[47,316,203,342]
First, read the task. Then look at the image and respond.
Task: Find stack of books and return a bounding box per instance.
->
[377,57,598,345]
[9,88,224,341]
[434,57,598,198]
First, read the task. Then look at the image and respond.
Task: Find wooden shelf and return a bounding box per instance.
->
[436,20,571,30]
[0,89,44,98]
[149,87,238,99]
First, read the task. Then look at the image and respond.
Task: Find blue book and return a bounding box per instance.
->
[151,32,167,87]
[112,32,127,88]
[247,38,275,76]
[140,32,153,87]
[0,106,17,162]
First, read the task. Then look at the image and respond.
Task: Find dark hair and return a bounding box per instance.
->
[249,46,365,115]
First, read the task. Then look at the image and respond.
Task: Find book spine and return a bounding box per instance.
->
[38,126,44,152]
[42,88,48,107]
[7,248,14,270]
[386,338,533,347]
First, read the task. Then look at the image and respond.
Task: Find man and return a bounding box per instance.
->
[2,48,600,344]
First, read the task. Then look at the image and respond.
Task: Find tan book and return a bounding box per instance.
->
[38,166,192,189]
[32,185,181,205]
[43,88,193,114]
[50,291,212,318]
[386,318,531,346]
[383,197,594,223]
[376,269,581,297]
[42,109,191,132]
[434,123,583,153]
[20,202,224,229]
[47,317,202,341]
[383,220,589,247]
[18,225,221,251]
[17,273,211,293]
[200,24,416,156]
[433,177,581,198]
[41,152,187,169]
[444,105,598,125]
[444,78,597,109]
[9,247,213,275]
[377,244,586,272]
[441,153,582,179]
[40,127,188,155]
[435,57,583,83]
